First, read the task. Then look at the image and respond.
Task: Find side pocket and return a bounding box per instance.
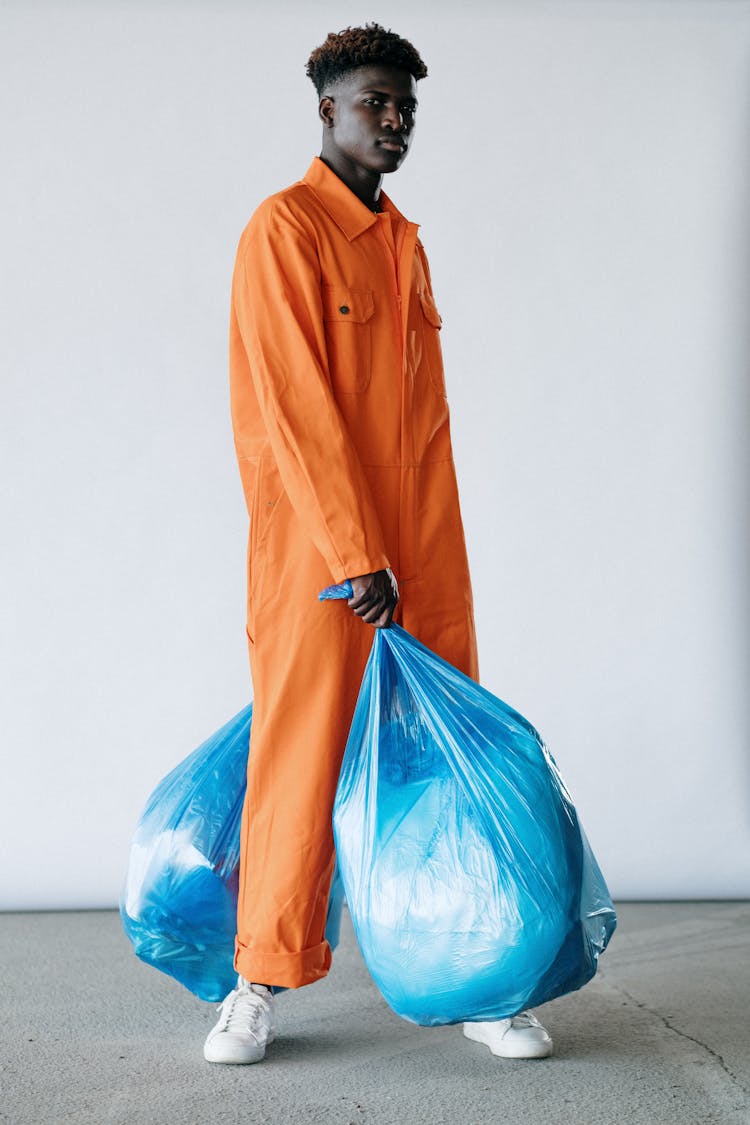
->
[248,457,287,637]
[237,457,260,642]
[253,458,285,553]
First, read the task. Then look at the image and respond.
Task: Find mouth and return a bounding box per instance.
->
[377,138,406,152]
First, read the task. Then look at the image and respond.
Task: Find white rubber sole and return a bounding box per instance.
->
[463,1021,553,1059]
[203,1030,275,1065]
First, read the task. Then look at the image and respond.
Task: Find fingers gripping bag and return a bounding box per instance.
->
[320,582,617,1027]
[121,704,345,1002]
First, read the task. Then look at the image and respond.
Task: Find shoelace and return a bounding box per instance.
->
[508,1011,542,1030]
[217,986,270,1040]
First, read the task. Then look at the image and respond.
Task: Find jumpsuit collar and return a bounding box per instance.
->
[302,156,415,242]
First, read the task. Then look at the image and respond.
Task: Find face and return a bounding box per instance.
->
[319,64,418,175]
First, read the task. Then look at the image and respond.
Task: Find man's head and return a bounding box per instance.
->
[306,24,428,176]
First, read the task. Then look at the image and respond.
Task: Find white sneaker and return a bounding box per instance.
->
[203,977,276,1064]
[463,1010,553,1059]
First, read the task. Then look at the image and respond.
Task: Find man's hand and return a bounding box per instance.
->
[347,569,399,628]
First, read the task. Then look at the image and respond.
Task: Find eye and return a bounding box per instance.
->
[364,97,383,107]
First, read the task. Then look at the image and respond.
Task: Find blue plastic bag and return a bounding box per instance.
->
[321,582,616,1026]
[121,703,345,1001]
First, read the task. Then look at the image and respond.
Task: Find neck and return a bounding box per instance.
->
[318,152,383,212]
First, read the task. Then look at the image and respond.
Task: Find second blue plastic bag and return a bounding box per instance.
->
[120,704,345,1002]
[326,597,616,1026]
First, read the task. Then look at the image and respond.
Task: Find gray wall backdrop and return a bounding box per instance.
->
[1,0,749,908]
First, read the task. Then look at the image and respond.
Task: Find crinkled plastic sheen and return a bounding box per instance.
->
[120,704,344,1001]
[321,581,617,1026]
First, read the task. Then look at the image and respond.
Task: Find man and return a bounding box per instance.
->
[204,23,553,1064]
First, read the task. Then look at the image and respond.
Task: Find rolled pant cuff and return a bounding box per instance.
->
[234,937,332,989]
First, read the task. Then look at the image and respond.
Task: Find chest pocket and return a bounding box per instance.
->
[418,291,447,397]
[323,286,375,394]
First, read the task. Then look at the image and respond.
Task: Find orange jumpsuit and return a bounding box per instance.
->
[229,156,478,989]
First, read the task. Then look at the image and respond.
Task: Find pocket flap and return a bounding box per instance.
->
[323,286,375,324]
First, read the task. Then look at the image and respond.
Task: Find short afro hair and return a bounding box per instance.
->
[305,22,428,96]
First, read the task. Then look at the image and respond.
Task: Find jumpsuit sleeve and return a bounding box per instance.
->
[231,197,391,585]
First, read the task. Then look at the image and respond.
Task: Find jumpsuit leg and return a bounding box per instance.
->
[234,498,374,989]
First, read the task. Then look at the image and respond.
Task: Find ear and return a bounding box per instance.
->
[319,95,335,128]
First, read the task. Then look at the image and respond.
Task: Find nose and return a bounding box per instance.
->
[382,102,407,133]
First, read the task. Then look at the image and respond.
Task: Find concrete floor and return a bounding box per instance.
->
[0,902,748,1125]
